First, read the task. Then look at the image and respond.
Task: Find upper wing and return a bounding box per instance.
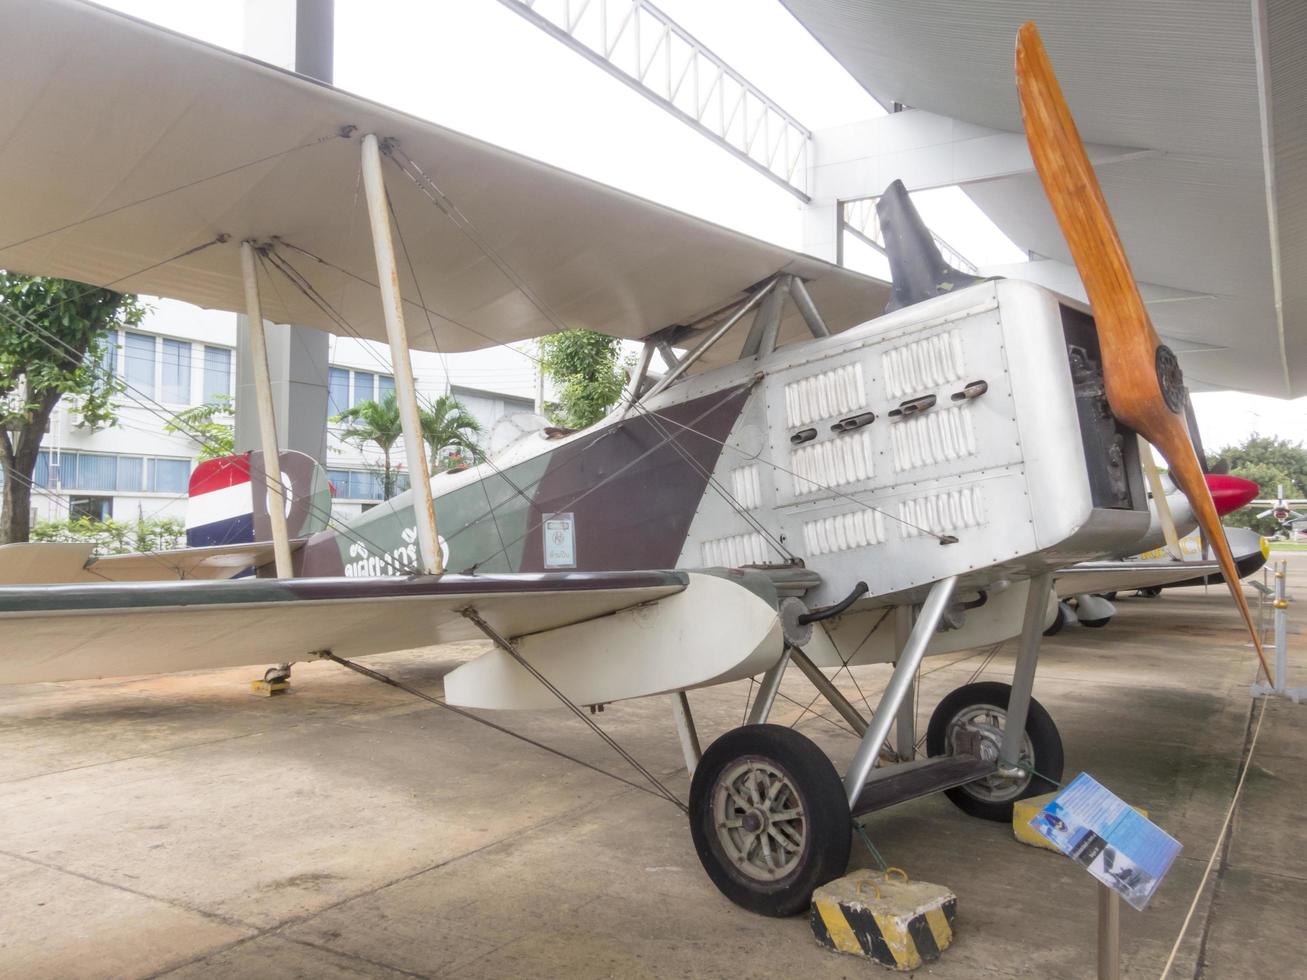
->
[0,570,689,685]
[0,0,888,369]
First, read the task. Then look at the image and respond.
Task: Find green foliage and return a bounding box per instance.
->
[163,395,235,461]
[0,273,146,542]
[31,515,185,556]
[0,274,144,432]
[420,393,481,466]
[333,391,481,497]
[538,330,629,430]
[1207,434,1307,536]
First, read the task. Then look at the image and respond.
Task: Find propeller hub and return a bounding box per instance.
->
[1155,345,1185,413]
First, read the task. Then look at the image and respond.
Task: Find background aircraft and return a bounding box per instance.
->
[1252,484,1307,533]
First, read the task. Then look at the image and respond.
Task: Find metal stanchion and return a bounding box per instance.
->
[1098,883,1120,980]
[1252,560,1303,703]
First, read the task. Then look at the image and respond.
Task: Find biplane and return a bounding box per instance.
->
[1252,484,1307,533]
[0,1,1269,916]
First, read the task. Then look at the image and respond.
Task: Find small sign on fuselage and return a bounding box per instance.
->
[544,512,576,568]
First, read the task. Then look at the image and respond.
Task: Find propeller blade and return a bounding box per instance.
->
[1014,22,1270,682]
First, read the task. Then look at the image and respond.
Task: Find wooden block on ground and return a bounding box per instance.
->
[811,869,956,971]
[249,679,290,697]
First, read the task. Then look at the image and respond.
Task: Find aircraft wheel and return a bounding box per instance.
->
[689,724,850,917]
[1135,586,1163,598]
[1080,617,1111,628]
[1043,601,1071,636]
[926,682,1063,823]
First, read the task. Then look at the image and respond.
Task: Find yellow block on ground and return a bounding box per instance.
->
[811,869,956,971]
[249,679,291,697]
[1013,792,1147,853]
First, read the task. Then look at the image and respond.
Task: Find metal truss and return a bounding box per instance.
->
[841,196,979,274]
[495,0,812,201]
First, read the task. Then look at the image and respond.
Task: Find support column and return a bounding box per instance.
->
[239,241,295,579]
[235,0,331,465]
[360,133,442,575]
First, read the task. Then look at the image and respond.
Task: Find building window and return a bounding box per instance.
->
[352,370,375,408]
[34,451,191,494]
[98,332,119,378]
[328,368,395,419]
[161,338,191,404]
[149,458,191,494]
[328,367,351,418]
[117,456,144,492]
[73,453,117,492]
[69,496,112,521]
[124,332,156,398]
[327,468,385,501]
[202,346,231,404]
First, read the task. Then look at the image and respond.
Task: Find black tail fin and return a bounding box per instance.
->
[877,179,985,312]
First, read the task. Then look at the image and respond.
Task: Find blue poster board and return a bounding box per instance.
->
[1029,773,1182,910]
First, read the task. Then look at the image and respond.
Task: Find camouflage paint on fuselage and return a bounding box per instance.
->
[297,385,751,578]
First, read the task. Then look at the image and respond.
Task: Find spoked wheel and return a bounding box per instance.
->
[689,725,850,917]
[926,681,1063,822]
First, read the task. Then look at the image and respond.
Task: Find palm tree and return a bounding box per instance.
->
[333,392,482,496]
[420,394,481,469]
[332,393,405,499]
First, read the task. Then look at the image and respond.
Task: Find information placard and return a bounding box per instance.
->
[1029,772,1181,910]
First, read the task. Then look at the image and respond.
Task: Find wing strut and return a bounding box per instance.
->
[361,133,443,574]
[239,241,295,578]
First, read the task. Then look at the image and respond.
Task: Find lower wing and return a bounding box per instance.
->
[0,569,783,708]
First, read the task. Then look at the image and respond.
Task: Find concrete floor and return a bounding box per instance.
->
[1,557,1302,979]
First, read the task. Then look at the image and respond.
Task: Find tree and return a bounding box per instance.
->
[420,393,481,468]
[1207,434,1307,535]
[163,394,235,461]
[333,391,485,498]
[538,330,629,430]
[0,274,145,543]
[333,393,406,499]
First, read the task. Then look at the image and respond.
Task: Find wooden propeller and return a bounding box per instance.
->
[1015,22,1271,682]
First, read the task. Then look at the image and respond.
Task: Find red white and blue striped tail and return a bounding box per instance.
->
[186,450,331,548]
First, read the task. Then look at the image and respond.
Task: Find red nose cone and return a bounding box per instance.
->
[1204,473,1260,517]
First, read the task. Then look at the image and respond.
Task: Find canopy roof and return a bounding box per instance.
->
[0,0,889,365]
[782,0,1307,397]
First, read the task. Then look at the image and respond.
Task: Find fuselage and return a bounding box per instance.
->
[298,279,1151,618]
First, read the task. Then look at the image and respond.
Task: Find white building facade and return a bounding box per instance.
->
[24,299,537,529]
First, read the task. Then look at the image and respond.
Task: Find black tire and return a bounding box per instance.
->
[1136,586,1163,598]
[1080,617,1111,628]
[689,724,850,917]
[925,681,1063,822]
[1042,601,1069,636]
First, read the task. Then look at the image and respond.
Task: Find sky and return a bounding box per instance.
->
[95,0,1307,452]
